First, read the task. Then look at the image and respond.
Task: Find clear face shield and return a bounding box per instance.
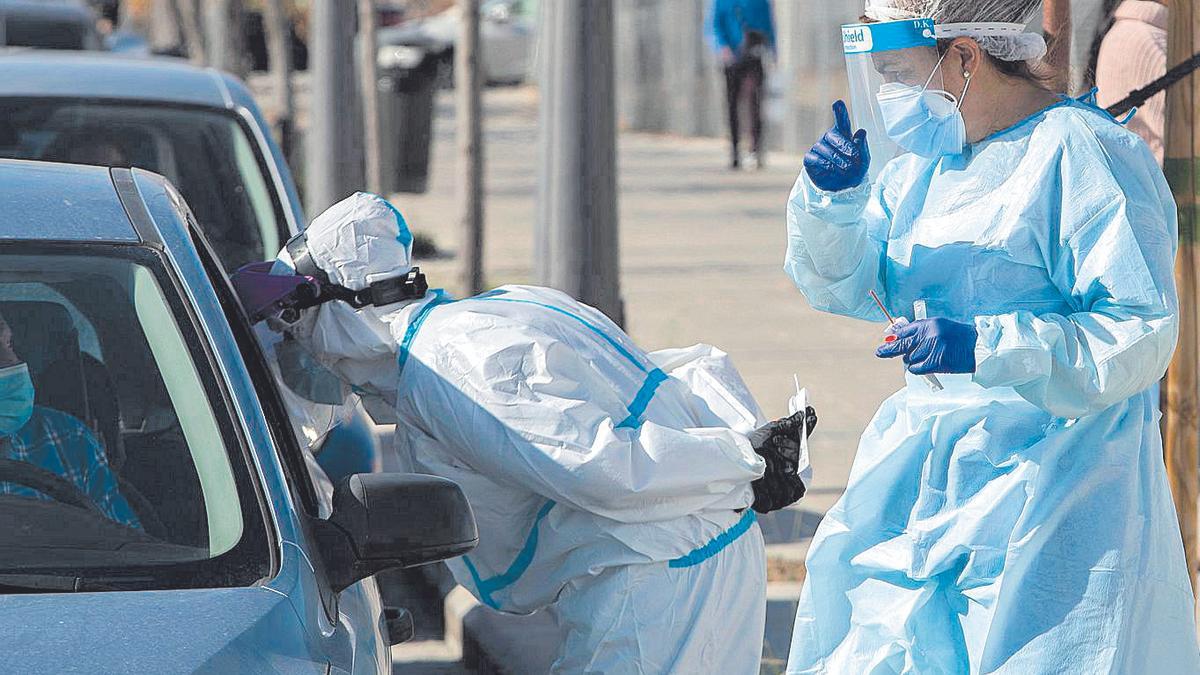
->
[252,320,351,454]
[843,19,968,170]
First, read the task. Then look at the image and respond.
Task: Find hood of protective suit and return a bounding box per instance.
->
[275,191,416,290]
[271,192,424,408]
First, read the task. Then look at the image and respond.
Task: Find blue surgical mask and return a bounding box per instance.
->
[0,363,34,436]
[876,59,970,159]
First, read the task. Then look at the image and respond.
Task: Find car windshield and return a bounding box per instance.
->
[0,100,285,273]
[0,248,271,592]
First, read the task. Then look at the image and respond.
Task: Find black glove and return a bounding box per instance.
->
[749,407,817,514]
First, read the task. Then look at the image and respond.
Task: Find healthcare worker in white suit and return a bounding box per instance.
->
[785,0,1200,672]
[232,192,817,674]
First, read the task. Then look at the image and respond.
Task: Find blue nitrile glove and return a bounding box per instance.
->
[803,100,870,192]
[876,318,978,375]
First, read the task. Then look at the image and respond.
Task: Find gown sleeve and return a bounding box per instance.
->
[412,325,765,524]
[972,129,1179,418]
[784,167,895,321]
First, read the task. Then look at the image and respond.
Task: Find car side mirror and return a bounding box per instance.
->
[316,473,478,593]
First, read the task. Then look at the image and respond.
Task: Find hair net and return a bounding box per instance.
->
[864,0,1047,62]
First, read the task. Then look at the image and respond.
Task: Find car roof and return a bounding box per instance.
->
[0,0,94,21]
[0,159,138,242]
[0,51,231,108]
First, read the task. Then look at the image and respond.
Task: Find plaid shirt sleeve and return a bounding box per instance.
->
[34,409,141,529]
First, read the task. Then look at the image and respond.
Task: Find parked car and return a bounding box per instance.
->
[0,159,477,673]
[378,0,535,86]
[0,50,381,481]
[0,0,103,50]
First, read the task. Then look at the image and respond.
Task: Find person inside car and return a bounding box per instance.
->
[0,310,139,528]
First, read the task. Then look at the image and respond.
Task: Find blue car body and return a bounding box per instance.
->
[0,160,392,674]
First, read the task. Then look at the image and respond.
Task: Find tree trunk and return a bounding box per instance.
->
[359,0,383,195]
[1163,0,1200,620]
[263,0,295,160]
[1043,0,1071,94]
[175,0,207,66]
[457,0,485,296]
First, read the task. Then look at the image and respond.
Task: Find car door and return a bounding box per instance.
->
[185,214,391,675]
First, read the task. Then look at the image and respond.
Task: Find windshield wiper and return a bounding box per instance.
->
[0,573,82,594]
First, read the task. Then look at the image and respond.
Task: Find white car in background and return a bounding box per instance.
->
[378,0,535,86]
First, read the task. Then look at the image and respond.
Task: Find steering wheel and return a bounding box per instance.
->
[0,458,104,516]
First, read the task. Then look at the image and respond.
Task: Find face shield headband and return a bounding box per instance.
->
[232,232,430,324]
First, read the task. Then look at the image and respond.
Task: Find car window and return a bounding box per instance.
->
[131,265,243,555]
[3,16,92,50]
[0,100,288,274]
[0,249,270,591]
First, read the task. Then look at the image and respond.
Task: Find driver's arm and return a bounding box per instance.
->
[61,419,141,530]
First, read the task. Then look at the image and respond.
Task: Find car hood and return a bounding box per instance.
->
[0,586,327,673]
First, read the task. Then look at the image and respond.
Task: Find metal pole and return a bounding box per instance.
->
[537,0,623,324]
[457,0,485,295]
[307,0,363,215]
[148,0,183,55]
[167,0,206,65]
[204,0,234,73]
[359,0,384,195]
[263,0,295,160]
[1164,0,1200,615]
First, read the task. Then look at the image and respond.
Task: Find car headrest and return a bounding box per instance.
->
[0,301,86,422]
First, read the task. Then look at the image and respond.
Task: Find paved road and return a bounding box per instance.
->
[398,85,902,520]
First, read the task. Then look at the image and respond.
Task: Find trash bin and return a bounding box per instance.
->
[377,43,440,194]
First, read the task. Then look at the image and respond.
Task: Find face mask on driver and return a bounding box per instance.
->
[0,363,35,436]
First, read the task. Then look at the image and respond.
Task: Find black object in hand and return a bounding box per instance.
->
[749,407,817,514]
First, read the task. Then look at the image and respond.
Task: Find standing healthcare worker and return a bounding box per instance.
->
[786,0,1200,673]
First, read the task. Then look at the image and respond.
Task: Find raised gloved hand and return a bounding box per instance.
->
[803,101,870,192]
[748,407,817,514]
[876,318,979,375]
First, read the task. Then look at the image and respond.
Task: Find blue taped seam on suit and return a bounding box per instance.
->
[669,509,757,568]
[462,500,557,609]
[365,192,414,248]
[473,296,648,373]
[460,555,496,609]
[396,290,454,376]
[617,369,669,429]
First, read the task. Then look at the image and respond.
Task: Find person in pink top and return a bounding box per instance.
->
[1096,0,1168,165]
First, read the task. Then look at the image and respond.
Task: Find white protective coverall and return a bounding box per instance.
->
[277,193,772,674]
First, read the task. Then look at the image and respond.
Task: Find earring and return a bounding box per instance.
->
[964,71,972,79]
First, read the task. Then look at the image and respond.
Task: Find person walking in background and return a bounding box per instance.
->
[711,0,775,170]
[1095,0,1168,165]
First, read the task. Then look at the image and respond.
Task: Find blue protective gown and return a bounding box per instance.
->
[784,98,1200,673]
